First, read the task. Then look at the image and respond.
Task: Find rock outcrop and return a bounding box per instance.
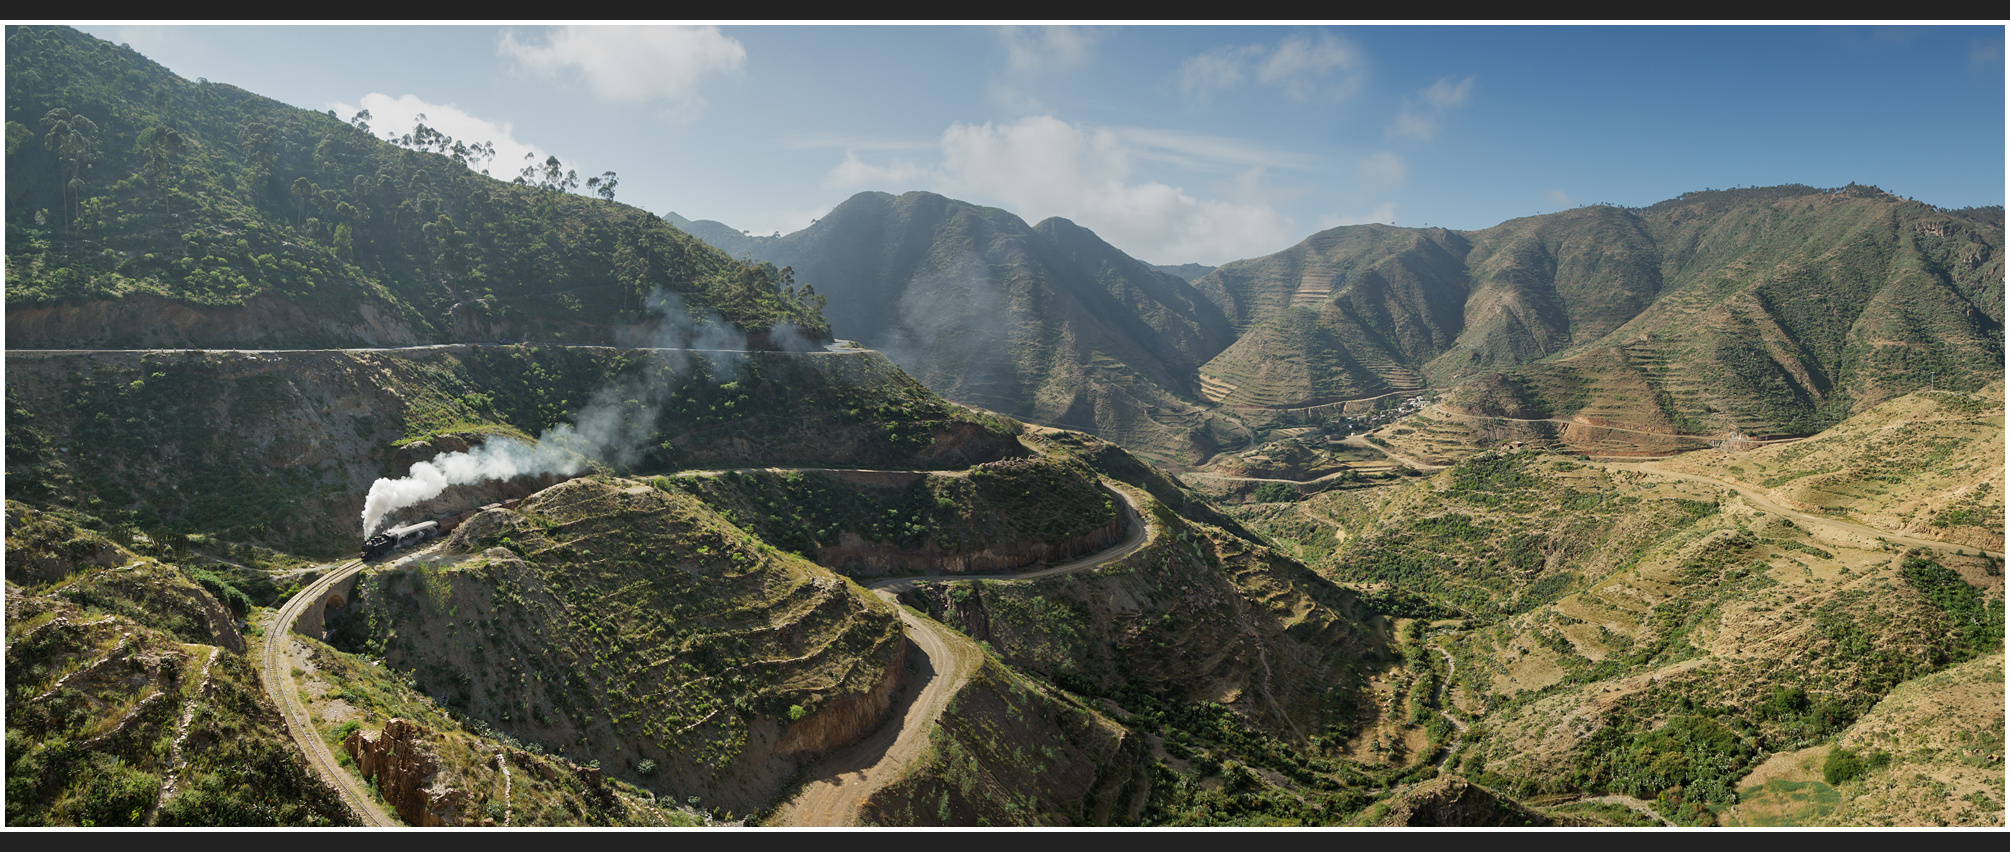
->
[1372,776,1557,827]
[779,640,907,755]
[344,718,467,827]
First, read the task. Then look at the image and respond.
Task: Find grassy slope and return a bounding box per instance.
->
[6,26,823,347]
[1658,384,2004,551]
[4,503,353,826]
[1727,653,2002,827]
[1231,432,2002,825]
[329,477,906,815]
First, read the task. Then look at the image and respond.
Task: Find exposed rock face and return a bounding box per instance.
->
[1374,776,1556,827]
[344,718,467,827]
[815,516,1123,576]
[779,639,907,755]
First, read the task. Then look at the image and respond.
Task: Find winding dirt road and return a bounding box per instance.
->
[769,486,1151,826]
[261,559,399,827]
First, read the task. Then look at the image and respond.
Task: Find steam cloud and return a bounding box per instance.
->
[359,290,800,537]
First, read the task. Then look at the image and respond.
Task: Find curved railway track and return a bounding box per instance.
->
[260,558,399,827]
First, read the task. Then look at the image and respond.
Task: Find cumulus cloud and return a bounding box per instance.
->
[1179,31,1366,105]
[497,25,745,118]
[997,25,1101,74]
[328,93,554,179]
[819,115,1302,264]
[1390,74,1475,142]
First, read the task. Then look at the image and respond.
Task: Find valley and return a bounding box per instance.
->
[4,24,2001,829]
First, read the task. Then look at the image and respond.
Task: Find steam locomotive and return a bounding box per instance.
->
[361,521,440,560]
[360,498,523,560]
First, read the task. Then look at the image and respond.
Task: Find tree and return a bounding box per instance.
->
[587,170,618,201]
[41,108,98,233]
[292,177,317,229]
[137,123,184,216]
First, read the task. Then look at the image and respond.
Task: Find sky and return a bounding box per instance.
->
[71,22,2009,267]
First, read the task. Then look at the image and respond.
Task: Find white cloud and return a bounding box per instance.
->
[497,25,745,118]
[1390,74,1476,142]
[1545,188,1576,207]
[1178,31,1366,106]
[1422,76,1475,109]
[1324,202,1400,228]
[1110,126,1321,172]
[823,152,933,191]
[997,25,1101,74]
[820,115,1301,264]
[329,93,555,180]
[1357,151,1407,187]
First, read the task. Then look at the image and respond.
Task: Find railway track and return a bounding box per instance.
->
[259,558,399,827]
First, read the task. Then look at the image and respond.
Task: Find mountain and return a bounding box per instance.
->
[679,190,1251,463]
[6,25,1999,830]
[1201,186,2003,442]
[4,26,825,350]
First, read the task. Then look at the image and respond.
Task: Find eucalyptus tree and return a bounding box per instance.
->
[587,171,618,201]
[137,123,184,216]
[40,107,98,233]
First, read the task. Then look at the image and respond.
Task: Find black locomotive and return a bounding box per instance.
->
[361,520,440,560]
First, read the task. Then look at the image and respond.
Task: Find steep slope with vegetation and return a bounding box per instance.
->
[5,503,353,826]
[5,25,825,349]
[5,345,1011,555]
[1229,396,2003,825]
[328,477,908,816]
[1656,383,2004,552]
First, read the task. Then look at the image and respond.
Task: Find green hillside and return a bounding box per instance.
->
[5,25,824,349]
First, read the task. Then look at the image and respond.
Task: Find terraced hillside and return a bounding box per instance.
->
[328,477,909,815]
[6,503,353,826]
[1200,186,2002,448]
[1228,399,2003,826]
[1195,225,1468,408]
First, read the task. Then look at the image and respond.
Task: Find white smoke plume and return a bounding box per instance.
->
[359,289,791,537]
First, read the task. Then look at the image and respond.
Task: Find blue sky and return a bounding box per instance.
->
[76,23,2007,266]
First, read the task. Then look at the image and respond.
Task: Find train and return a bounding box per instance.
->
[360,498,523,560]
[361,521,440,560]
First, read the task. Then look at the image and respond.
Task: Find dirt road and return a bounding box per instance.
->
[1603,460,2003,559]
[261,560,399,827]
[770,486,1152,826]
